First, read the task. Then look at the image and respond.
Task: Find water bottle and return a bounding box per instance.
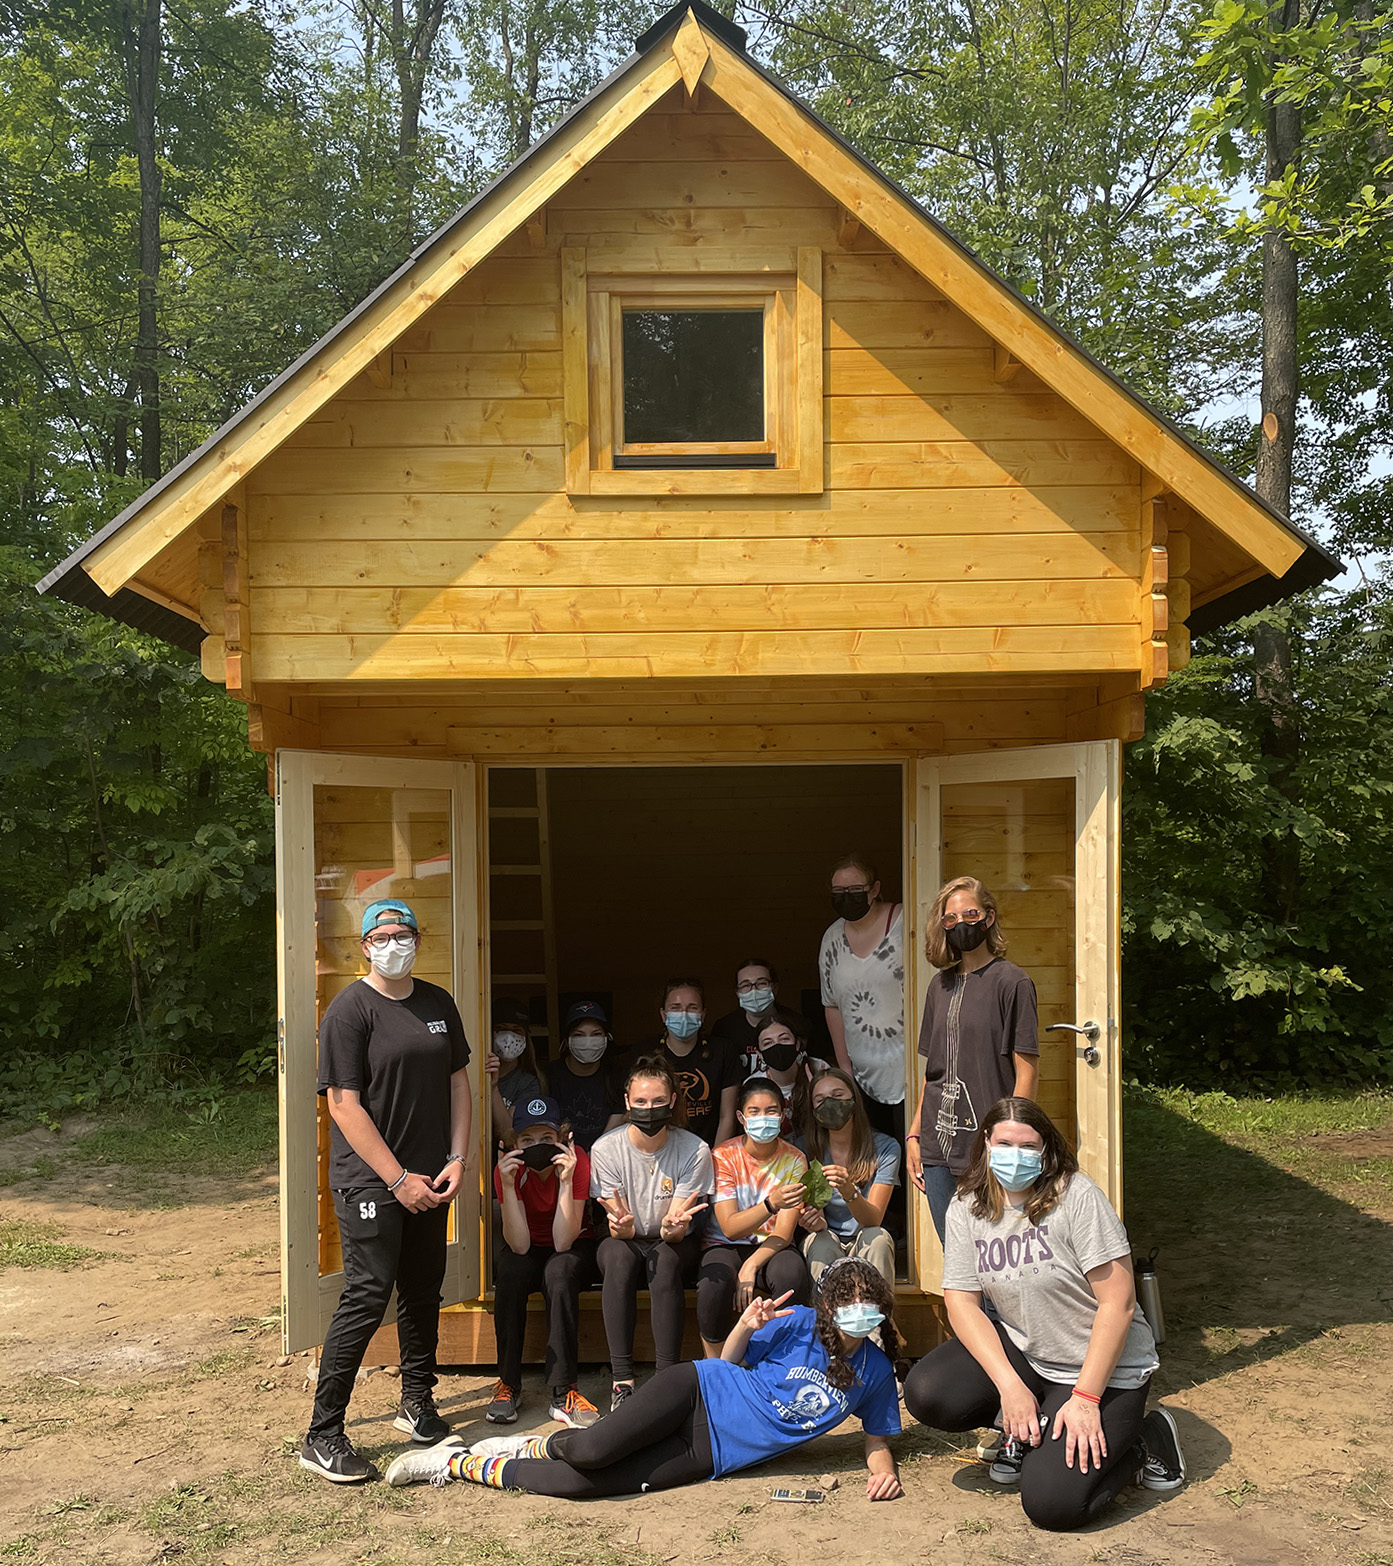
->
[1134,1247,1165,1345]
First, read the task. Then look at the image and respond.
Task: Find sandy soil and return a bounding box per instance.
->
[2,1120,1391,1566]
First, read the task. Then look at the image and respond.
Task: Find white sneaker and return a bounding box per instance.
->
[468,1433,542,1461]
[385,1435,467,1487]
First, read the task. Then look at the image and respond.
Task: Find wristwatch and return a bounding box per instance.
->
[443,1152,465,1167]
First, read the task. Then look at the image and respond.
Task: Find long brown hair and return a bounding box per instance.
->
[491,1000,547,1092]
[624,1053,689,1129]
[796,1065,878,1187]
[959,1097,1076,1226]
[814,1258,902,1391]
[924,875,1008,970]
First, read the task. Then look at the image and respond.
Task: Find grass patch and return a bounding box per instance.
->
[70,1088,276,1180]
[0,1217,108,1270]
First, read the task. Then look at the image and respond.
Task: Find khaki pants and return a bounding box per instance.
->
[802,1225,896,1287]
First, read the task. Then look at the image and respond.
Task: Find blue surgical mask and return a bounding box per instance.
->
[833,1302,885,1339]
[737,987,772,1013]
[665,1011,701,1040]
[743,1114,782,1144]
[989,1146,1043,1192]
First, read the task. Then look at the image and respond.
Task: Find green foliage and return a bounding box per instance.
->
[800,1159,835,1208]
[68,1086,277,1175]
[0,1216,109,1269]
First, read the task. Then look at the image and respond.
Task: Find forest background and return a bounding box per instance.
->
[1,0,1390,1123]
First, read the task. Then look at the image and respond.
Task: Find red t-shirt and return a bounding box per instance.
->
[494,1145,592,1246]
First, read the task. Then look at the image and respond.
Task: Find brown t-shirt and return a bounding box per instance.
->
[917,958,1039,1173]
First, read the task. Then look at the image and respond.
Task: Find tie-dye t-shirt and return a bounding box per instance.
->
[818,905,906,1106]
[707,1137,808,1247]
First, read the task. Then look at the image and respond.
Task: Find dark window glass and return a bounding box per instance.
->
[622,309,764,444]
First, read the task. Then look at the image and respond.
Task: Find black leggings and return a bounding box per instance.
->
[503,1361,714,1498]
[598,1233,700,1381]
[903,1325,1149,1532]
[696,1244,811,1344]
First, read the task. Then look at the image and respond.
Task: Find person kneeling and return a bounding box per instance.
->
[488,1097,599,1430]
[901,1098,1185,1532]
[386,1259,904,1500]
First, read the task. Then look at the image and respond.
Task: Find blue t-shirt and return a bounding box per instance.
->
[791,1132,901,1240]
[693,1306,901,1478]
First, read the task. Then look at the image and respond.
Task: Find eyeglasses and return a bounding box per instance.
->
[736,979,773,995]
[830,882,873,896]
[365,929,419,949]
[941,910,986,930]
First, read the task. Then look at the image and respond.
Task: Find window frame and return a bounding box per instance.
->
[561,247,823,497]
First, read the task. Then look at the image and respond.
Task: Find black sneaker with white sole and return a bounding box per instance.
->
[299,1431,379,1483]
[987,1435,1025,1485]
[1139,1407,1186,1491]
[393,1391,450,1445]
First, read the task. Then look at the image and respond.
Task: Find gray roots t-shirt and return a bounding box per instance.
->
[942,1170,1159,1389]
[588,1124,715,1240]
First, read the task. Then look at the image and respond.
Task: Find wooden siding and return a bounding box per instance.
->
[238,91,1152,692]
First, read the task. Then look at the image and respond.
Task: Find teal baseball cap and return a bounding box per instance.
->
[361,899,418,937]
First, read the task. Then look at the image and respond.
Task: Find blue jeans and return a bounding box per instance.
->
[922,1163,959,1244]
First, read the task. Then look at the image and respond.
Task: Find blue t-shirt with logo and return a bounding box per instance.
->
[693,1306,901,1477]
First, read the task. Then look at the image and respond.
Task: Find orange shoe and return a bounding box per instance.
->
[548,1385,600,1428]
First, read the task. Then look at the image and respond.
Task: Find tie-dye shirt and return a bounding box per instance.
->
[707,1137,809,1247]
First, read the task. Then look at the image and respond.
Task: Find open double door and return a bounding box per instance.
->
[275,741,1119,1354]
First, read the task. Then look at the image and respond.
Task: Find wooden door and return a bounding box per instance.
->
[276,751,485,1354]
[910,741,1121,1293]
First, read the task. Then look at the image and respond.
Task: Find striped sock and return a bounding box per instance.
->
[514,1433,555,1461]
[446,1452,510,1488]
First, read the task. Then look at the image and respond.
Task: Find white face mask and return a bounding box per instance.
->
[494,1030,528,1061]
[568,1034,608,1064]
[368,936,417,980]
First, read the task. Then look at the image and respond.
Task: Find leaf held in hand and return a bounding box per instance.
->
[801,1160,835,1209]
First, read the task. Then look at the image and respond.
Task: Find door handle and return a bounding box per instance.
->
[1046,1021,1101,1066]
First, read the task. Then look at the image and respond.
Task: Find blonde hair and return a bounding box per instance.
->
[924,875,1007,969]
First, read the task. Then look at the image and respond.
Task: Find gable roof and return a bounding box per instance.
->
[39,0,1339,645]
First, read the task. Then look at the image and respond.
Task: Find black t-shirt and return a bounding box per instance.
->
[550,1057,624,1151]
[644,1035,745,1146]
[317,977,471,1189]
[709,1004,825,1078]
[917,957,1039,1174]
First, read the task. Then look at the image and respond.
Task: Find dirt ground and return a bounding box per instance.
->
[3,1094,1393,1566]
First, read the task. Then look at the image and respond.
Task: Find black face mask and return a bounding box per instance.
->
[759,1042,800,1072]
[831,889,871,921]
[520,1141,559,1171]
[629,1104,673,1135]
[813,1097,855,1129]
[946,918,992,955]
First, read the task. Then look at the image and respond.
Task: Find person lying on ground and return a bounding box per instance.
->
[385,1258,905,1501]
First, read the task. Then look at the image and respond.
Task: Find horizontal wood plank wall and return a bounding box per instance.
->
[244,88,1145,688]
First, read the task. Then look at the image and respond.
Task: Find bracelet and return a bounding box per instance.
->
[388,1169,409,1192]
[1072,1388,1101,1405]
[905,1133,920,1141]
[443,1153,465,1168]
[763,1196,776,1215]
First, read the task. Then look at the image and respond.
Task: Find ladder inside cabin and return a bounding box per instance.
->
[487,769,559,1060]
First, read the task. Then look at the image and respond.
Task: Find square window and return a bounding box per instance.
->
[621,309,764,446]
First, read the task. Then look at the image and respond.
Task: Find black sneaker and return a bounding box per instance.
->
[299,1431,379,1484]
[394,1390,450,1445]
[988,1435,1025,1485]
[609,1381,635,1415]
[1139,1408,1186,1491]
[486,1379,521,1424]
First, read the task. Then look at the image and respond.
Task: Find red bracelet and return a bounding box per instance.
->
[1072,1388,1101,1404]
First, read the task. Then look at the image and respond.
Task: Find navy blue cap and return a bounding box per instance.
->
[564,999,608,1030]
[512,1095,562,1132]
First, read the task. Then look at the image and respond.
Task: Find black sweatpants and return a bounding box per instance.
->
[903,1324,1149,1532]
[493,1239,598,1391]
[696,1243,810,1344]
[503,1361,714,1498]
[309,1187,449,1439]
[597,1233,700,1381]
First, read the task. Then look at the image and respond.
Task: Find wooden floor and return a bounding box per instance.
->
[364,1288,950,1368]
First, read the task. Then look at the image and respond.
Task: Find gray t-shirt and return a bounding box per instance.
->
[589,1125,715,1240]
[942,1171,1159,1388]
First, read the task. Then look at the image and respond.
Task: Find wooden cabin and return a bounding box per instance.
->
[40,0,1337,1359]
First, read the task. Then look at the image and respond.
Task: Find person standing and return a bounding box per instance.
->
[708,959,795,1075]
[819,853,906,1141]
[591,1057,714,1413]
[550,1000,626,1151]
[303,898,473,1483]
[906,876,1039,1243]
[648,978,741,1147]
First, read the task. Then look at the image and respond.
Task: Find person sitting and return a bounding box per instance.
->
[486,999,546,1142]
[487,1096,599,1431]
[646,977,741,1147]
[902,1097,1186,1531]
[708,958,791,1075]
[748,1007,817,1135]
[550,1000,626,1152]
[589,1057,714,1414]
[386,1259,905,1504]
[791,1066,898,1287]
[696,1077,811,1356]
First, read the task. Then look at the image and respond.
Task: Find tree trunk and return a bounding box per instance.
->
[386,0,449,248]
[119,0,164,484]
[1252,0,1303,926]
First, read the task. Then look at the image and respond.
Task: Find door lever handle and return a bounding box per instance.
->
[1046,1020,1101,1066]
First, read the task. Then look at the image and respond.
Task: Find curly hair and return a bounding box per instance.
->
[813,1258,902,1391]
